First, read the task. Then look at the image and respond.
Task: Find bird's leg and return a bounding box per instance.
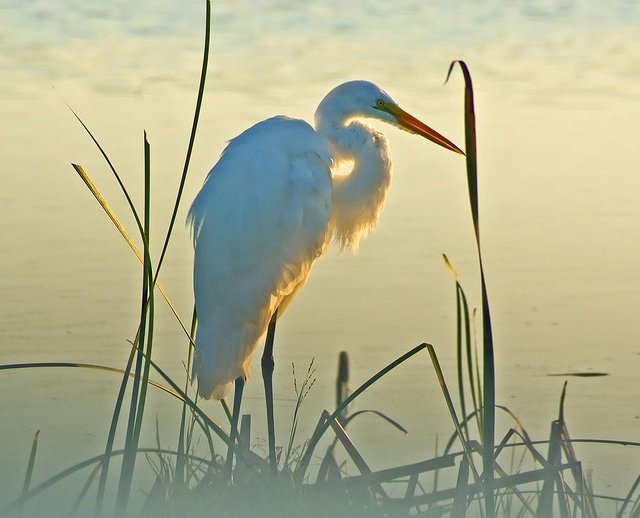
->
[261,308,278,476]
[225,376,244,483]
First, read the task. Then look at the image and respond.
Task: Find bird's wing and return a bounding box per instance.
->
[188,117,333,399]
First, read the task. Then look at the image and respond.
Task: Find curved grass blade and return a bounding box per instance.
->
[0,361,179,399]
[71,163,192,343]
[446,59,495,517]
[153,0,212,282]
[65,106,144,243]
[340,409,408,435]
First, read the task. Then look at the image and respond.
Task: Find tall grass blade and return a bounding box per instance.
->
[133,133,155,441]
[446,59,496,517]
[66,107,144,241]
[153,0,211,281]
[116,133,154,513]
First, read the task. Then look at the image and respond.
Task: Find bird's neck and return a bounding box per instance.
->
[317,117,393,250]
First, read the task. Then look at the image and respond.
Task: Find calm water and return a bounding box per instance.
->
[1,0,640,513]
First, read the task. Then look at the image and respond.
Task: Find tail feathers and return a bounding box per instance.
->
[192,324,256,400]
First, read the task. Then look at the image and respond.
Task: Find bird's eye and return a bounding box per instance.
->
[376,99,385,108]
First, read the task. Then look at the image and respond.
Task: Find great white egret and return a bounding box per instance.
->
[188,80,462,470]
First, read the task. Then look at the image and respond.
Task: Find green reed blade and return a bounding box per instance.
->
[66,106,144,242]
[134,133,155,440]
[153,0,212,282]
[116,132,154,513]
[446,59,495,517]
[0,361,180,399]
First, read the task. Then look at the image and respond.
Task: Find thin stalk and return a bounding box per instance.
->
[66,107,144,242]
[95,340,137,515]
[153,0,211,282]
[116,133,153,514]
[133,133,155,441]
[446,59,495,517]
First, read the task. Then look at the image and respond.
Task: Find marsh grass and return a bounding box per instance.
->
[2,1,640,516]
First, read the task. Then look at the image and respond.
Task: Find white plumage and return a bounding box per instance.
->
[188,81,462,399]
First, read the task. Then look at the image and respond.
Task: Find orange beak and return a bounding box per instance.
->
[391,106,464,155]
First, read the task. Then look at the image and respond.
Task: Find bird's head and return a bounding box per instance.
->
[315,80,464,155]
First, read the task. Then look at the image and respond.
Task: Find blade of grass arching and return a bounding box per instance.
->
[19,430,40,512]
[71,164,191,341]
[337,409,408,435]
[153,0,211,281]
[116,134,154,513]
[426,344,482,489]
[446,59,495,517]
[66,107,144,242]
[294,342,428,484]
[0,360,180,400]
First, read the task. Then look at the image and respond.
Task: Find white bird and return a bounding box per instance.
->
[188,80,463,402]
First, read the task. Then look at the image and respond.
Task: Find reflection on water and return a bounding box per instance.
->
[1,0,639,511]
